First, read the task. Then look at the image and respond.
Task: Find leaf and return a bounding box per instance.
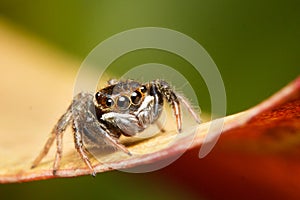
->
[155,80,300,199]
[0,19,299,188]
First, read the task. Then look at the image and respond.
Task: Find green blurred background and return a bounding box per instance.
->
[0,0,299,199]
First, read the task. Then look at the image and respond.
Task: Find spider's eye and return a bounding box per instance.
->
[95,92,114,108]
[105,98,114,107]
[131,91,142,105]
[95,92,101,104]
[117,95,130,109]
[140,85,147,93]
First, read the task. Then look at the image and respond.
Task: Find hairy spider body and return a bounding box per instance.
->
[31,79,200,176]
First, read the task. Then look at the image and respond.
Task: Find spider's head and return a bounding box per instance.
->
[94,80,148,113]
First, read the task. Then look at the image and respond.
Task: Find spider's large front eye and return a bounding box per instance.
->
[117,95,130,109]
[131,91,142,105]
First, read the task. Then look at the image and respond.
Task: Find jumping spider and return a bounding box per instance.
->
[31,79,201,176]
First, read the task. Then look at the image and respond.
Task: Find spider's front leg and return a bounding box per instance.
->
[72,119,96,177]
[153,80,182,132]
[154,80,201,132]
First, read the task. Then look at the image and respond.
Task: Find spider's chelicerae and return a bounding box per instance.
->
[31,79,201,176]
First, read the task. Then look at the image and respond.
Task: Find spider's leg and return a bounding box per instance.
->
[172,100,182,132]
[155,86,182,132]
[154,80,201,132]
[176,94,201,124]
[53,130,63,175]
[31,105,72,169]
[72,121,96,177]
[154,80,182,132]
[31,133,56,169]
